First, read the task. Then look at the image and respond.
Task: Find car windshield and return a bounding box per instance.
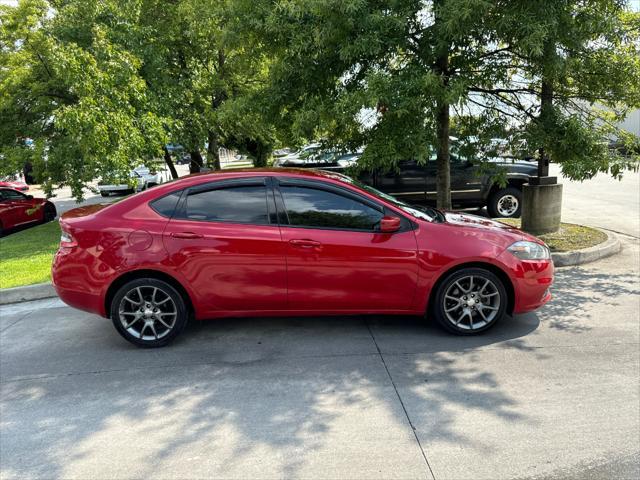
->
[327,172,442,222]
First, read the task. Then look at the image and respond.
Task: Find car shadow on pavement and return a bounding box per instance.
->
[1,309,540,478]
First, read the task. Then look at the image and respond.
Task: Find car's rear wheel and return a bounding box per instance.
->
[487,187,522,218]
[432,268,507,335]
[111,278,188,347]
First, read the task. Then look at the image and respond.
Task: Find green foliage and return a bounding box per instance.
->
[0,0,167,200]
[480,0,640,178]
[0,0,277,200]
[1,0,638,203]
[243,0,639,182]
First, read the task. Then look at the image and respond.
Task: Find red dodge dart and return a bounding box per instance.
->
[0,188,57,235]
[52,168,553,347]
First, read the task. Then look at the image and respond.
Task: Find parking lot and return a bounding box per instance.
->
[1,167,639,479]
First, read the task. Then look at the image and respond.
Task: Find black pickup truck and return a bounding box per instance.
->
[276,154,537,218]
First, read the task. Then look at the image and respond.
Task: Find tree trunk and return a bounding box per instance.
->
[433,0,451,210]
[190,150,204,174]
[207,130,222,170]
[435,99,451,210]
[254,150,268,168]
[247,139,269,167]
[538,79,553,177]
[163,147,179,179]
[205,49,225,172]
[537,38,555,177]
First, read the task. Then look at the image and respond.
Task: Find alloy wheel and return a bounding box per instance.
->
[443,275,501,331]
[118,286,178,341]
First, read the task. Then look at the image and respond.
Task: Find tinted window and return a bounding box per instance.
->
[150,191,182,217]
[280,186,383,230]
[0,189,26,201]
[183,185,269,224]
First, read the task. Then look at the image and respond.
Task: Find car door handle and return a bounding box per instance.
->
[170,232,203,239]
[289,239,321,248]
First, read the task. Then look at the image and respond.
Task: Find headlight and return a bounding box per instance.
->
[507,241,549,260]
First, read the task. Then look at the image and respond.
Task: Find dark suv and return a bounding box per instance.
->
[276,154,537,218]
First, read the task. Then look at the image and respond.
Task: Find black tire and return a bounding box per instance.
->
[487,187,522,218]
[42,203,56,223]
[431,268,508,335]
[0,221,4,237]
[110,278,188,348]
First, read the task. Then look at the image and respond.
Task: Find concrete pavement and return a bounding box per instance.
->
[1,235,638,479]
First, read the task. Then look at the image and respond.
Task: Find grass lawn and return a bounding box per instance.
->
[498,218,607,252]
[0,221,60,289]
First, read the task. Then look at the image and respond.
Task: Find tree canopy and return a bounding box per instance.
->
[245,0,640,207]
[0,0,276,199]
[1,0,638,202]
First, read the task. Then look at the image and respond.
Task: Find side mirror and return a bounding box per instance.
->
[26,194,33,199]
[379,215,401,233]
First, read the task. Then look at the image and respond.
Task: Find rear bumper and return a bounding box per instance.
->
[51,248,108,317]
[98,184,132,192]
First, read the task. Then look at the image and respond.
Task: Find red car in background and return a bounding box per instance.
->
[0,178,29,192]
[0,188,57,235]
[52,168,553,348]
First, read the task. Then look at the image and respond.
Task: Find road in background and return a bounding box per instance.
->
[551,163,640,238]
[28,164,193,216]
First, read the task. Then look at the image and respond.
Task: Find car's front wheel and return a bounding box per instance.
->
[487,187,522,218]
[111,278,188,347]
[432,268,508,335]
[42,203,56,223]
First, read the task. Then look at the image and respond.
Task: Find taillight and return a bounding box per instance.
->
[60,230,77,248]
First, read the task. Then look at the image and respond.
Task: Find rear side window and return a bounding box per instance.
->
[182,185,269,224]
[280,185,383,231]
[0,189,27,200]
[150,191,182,218]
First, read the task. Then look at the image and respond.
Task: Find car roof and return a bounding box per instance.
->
[179,167,345,183]
[103,168,356,216]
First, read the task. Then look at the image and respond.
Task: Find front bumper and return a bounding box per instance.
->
[497,250,554,314]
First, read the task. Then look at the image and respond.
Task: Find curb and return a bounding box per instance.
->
[0,282,57,306]
[0,228,622,306]
[551,228,621,267]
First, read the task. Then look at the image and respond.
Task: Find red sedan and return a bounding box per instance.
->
[0,179,29,192]
[0,188,57,235]
[52,169,553,347]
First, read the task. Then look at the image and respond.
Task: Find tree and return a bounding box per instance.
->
[0,0,168,199]
[472,0,640,181]
[134,0,278,173]
[240,0,524,209]
[244,0,639,212]
[0,0,278,199]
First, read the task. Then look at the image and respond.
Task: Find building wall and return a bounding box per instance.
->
[618,109,640,137]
